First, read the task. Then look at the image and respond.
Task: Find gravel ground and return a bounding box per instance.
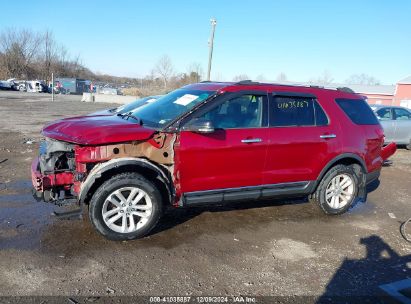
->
[0,91,410,302]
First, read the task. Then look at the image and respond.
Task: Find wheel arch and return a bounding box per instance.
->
[79,158,174,206]
[313,153,367,191]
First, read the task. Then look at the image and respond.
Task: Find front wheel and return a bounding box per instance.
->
[310,164,359,215]
[89,172,163,240]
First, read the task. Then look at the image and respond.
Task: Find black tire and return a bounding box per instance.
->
[400,217,411,243]
[89,172,163,241]
[309,164,359,215]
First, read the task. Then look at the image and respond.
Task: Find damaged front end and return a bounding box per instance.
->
[31,132,178,207]
[32,138,77,205]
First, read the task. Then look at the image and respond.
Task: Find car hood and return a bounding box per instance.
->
[42,115,156,145]
[87,109,116,116]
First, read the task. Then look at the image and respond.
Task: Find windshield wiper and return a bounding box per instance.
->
[117,112,143,125]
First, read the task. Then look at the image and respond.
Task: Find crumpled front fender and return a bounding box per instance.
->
[78,157,173,205]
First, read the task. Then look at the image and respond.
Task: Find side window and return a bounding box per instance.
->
[270,96,328,127]
[335,98,379,125]
[198,94,265,129]
[314,101,329,126]
[376,108,392,120]
[394,108,411,120]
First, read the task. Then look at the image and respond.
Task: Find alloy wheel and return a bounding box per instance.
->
[325,174,355,209]
[102,186,152,233]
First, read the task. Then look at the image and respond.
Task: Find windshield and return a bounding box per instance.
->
[130,89,215,128]
[115,96,161,114]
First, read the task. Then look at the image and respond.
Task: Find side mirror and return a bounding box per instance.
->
[183,118,215,134]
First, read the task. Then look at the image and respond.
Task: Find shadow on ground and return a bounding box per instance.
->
[318,235,411,303]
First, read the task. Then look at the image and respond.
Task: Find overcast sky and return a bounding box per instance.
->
[1,0,410,84]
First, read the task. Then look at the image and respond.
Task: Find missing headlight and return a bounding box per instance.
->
[39,138,75,173]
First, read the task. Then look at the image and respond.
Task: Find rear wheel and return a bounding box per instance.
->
[89,172,163,240]
[310,164,359,215]
[406,139,411,150]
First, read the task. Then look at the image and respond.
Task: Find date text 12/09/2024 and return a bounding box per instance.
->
[149,296,257,303]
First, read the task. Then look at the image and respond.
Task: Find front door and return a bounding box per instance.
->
[176,93,269,193]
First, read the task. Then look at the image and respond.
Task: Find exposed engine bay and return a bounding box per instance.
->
[32,133,176,206]
[39,138,75,173]
[32,138,77,203]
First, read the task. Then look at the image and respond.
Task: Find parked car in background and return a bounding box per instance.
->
[0,80,12,90]
[32,82,396,240]
[0,79,18,90]
[26,80,48,93]
[371,105,411,149]
[16,81,27,91]
[89,95,162,116]
[8,79,19,90]
[99,87,119,95]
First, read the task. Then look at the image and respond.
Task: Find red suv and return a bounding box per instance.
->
[31,81,396,240]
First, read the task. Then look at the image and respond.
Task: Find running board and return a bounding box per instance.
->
[183,181,315,206]
[53,208,82,219]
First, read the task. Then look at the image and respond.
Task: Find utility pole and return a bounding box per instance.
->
[51,72,54,102]
[207,18,217,81]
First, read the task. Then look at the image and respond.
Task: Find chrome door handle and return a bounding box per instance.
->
[241,138,262,143]
[320,134,337,139]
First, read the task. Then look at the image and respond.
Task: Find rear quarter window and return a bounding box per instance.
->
[335,98,379,125]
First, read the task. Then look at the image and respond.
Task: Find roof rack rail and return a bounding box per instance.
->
[309,85,324,89]
[336,87,355,93]
[234,80,260,85]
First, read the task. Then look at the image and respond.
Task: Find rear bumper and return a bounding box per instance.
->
[381,142,397,161]
[365,142,396,185]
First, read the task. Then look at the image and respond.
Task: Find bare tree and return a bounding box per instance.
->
[310,70,334,86]
[232,74,249,82]
[0,52,7,79]
[213,72,225,81]
[186,62,203,83]
[276,72,287,82]
[0,28,92,81]
[155,55,174,88]
[0,28,43,78]
[40,29,56,80]
[255,74,267,82]
[345,73,381,85]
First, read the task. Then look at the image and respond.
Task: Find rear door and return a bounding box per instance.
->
[375,107,395,142]
[177,92,270,193]
[263,93,338,184]
[392,108,411,144]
